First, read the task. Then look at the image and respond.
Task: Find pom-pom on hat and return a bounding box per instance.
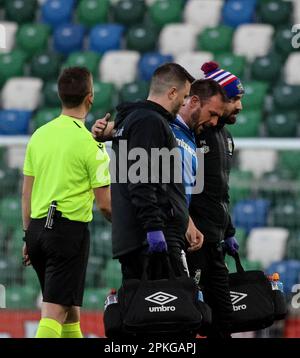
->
[201,61,244,99]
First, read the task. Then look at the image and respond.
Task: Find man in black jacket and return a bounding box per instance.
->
[187,62,244,339]
[111,63,195,279]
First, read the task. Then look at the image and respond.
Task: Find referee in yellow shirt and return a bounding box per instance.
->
[22,67,111,338]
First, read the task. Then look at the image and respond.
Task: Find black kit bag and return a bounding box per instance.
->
[228,253,287,333]
[104,253,212,338]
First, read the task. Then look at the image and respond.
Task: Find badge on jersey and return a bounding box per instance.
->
[198,140,210,154]
[227,138,233,156]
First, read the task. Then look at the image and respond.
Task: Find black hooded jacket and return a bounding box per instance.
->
[189,122,236,243]
[111,100,189,258]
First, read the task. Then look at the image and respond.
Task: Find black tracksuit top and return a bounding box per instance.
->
[189,124,236,243]
[111,100,189,258]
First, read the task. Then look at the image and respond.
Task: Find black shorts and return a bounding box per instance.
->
[25,217,90,307]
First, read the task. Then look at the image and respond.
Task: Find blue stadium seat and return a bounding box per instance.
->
[222,0,256,28]
[89,24,124,54]
[53,24,85,55]
[41,0,75,27]
[138,52,173,82]
[233,199,270,233]
[265,260,300,295]
[0,110,32,135]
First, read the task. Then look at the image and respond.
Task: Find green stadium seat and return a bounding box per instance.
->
[242,81,269,110]
[23,266,40,289]
[277,151,300,179]
[77,0,109,27]
[0,167,20,197]
[83,287,110,310]
[225,255,236,273]
[8,228,24,258]
[30,51,62,81]
[229,169,253,206]
[214,53,246,79]
[64,52,101,76]
[225,255,263,273]
[235,227,248,258]
[93,81,115,111]
[0,223,6,253]
[0,258,22,286]
[229,110,261,137]
[113,0,145,26]
[230,169,254,181]
[241,259,263,271]
[16,23,50,58]
[286,232,300,260]
[258,0,292,27]
[275,27,299,59]
[250,54,282,83]
[43,81,60,108]
[119,81,149,103]
[33,108,60,130]
[126,24,157,53]
[266,111,298,138]
[86,256,104,288]
[258,169,296,205]
[91,226,112,259]
[273,84,300,111]
[197,25,233,55]
[0,50,26,88]
[149,0,183,28]
[102,260,122,289]
[5,285,38,309]
[270,200,300,229]
[0,147,7,169]
[5,0,37,24]
[225,256,262,273]
[262,169,294,183]
[0,196,22,230]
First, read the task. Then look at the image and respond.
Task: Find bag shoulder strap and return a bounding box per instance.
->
[232,252,245,273]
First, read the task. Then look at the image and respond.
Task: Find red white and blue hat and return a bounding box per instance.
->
[201,61,244,99]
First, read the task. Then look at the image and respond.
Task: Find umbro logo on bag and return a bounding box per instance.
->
[230,291,248,311]
[145,291,177,313]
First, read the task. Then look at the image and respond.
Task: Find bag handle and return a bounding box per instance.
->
[232,252,245,273]
[141,252,177,281]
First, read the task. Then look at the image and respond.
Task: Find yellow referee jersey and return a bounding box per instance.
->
[23,114,110,222]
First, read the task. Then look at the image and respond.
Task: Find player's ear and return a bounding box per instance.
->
[168,86,177,100]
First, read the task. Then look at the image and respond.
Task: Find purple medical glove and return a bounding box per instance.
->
[147,231,167,253]
[223,236,239,256]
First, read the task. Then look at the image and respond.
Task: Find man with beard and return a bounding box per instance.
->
[187,61,244,339]
[169,79,227,254]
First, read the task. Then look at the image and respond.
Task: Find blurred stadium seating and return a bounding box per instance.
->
[0,0,300,338]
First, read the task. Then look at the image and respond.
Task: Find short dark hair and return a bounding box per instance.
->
[150,63,195,95]
[190,79,228,104]
[58,67,92,108]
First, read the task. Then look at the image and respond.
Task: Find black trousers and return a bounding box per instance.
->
[25,217,90,307]
[187,241,233,339]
